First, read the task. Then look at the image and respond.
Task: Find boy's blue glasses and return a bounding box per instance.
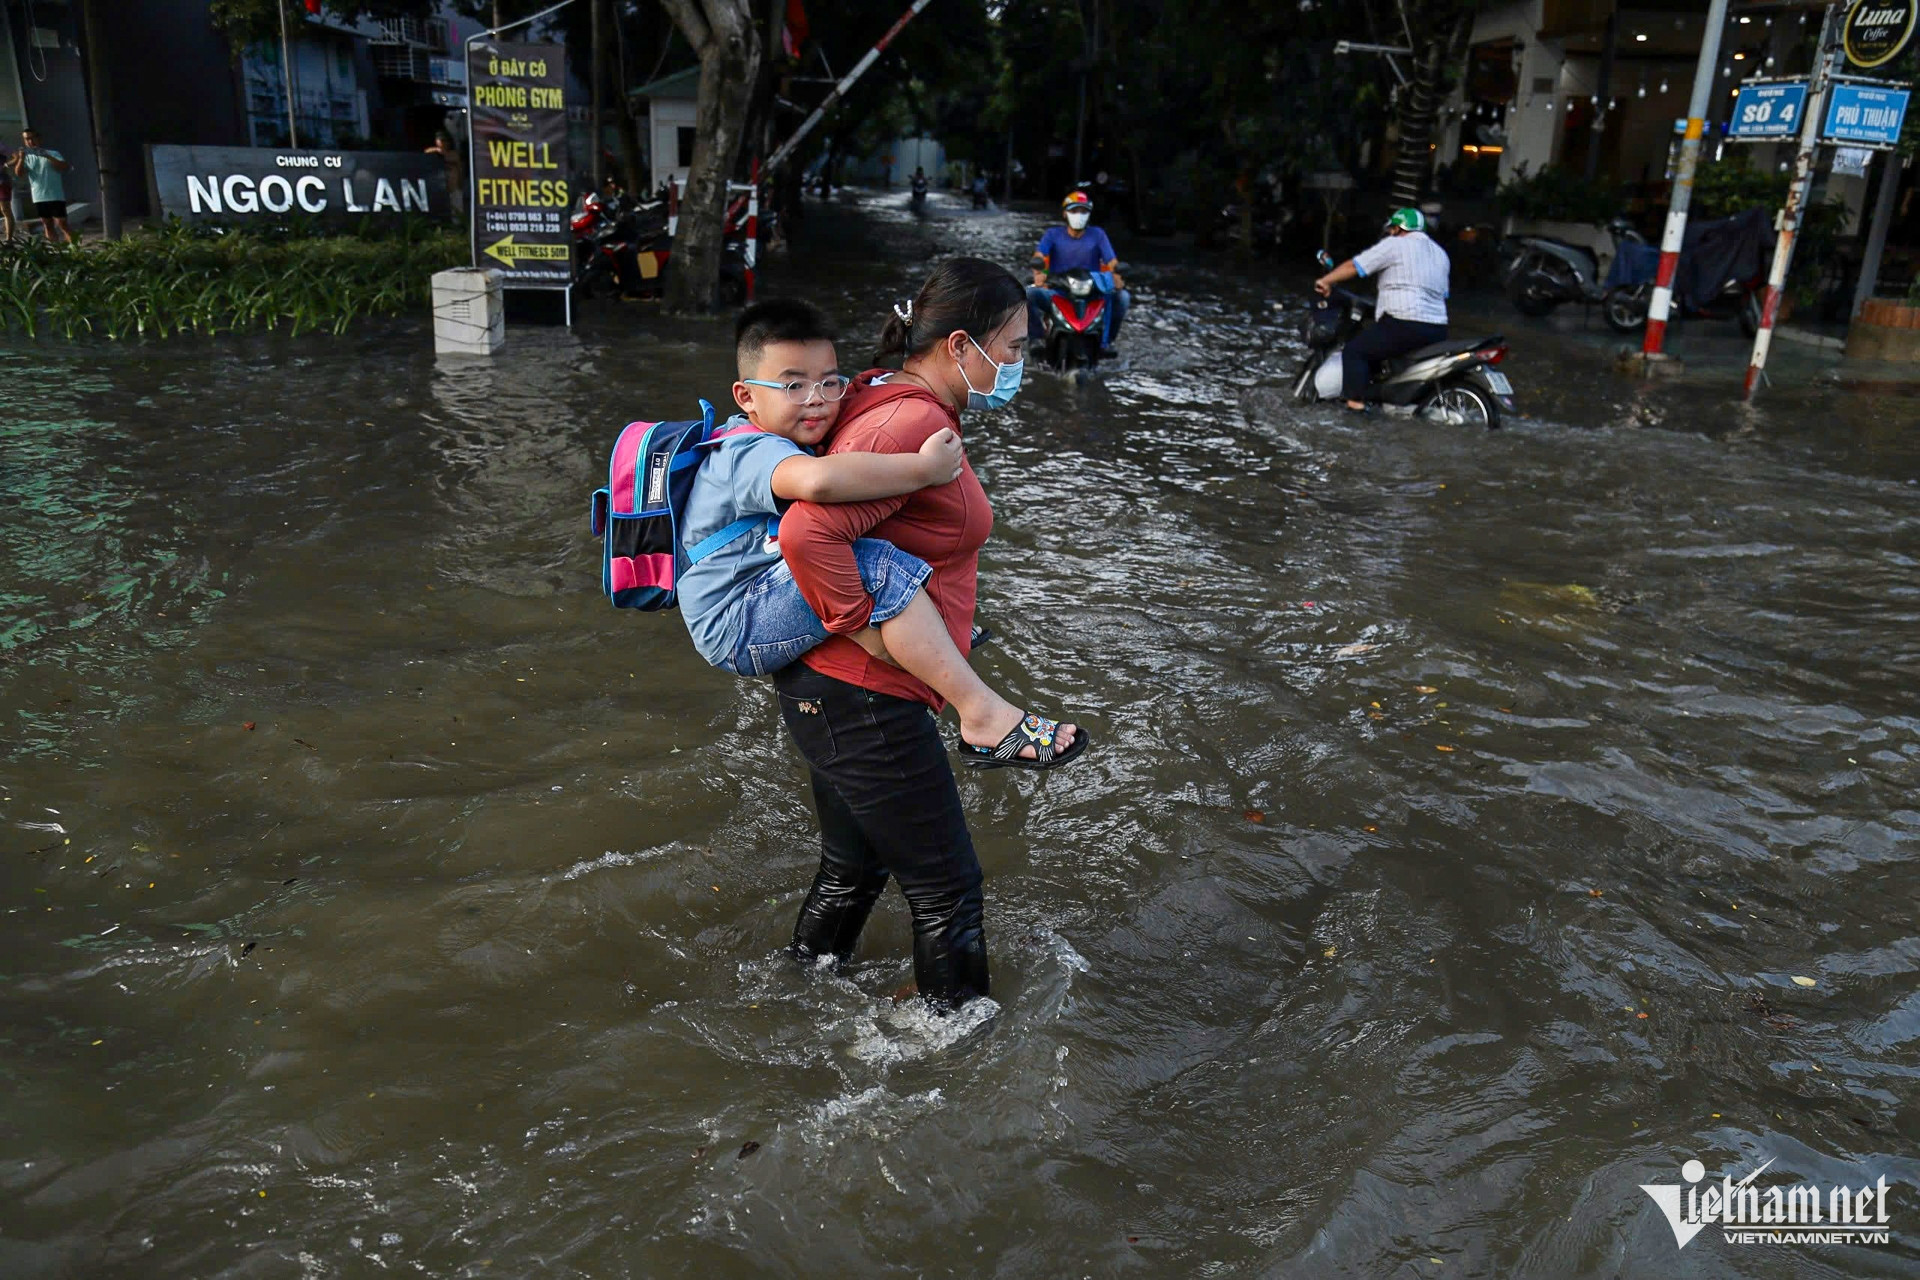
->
[743,376,851,405]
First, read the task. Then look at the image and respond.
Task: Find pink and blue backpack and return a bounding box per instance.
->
[589,399,768,610]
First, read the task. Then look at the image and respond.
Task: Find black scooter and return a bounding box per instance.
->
[1292,250,1515,428]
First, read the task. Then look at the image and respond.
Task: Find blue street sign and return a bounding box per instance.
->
[1823,81,1911,145]
[1729,82,1810,139]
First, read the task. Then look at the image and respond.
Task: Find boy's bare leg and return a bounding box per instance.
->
[876,590,1076,759]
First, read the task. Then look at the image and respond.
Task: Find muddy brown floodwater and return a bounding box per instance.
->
[3,190,1919,1278]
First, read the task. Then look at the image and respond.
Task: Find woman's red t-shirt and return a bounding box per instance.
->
[777,372,992,709]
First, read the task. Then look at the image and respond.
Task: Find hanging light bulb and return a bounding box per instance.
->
[1660,78,1670,93]
[1610,97,1619,110]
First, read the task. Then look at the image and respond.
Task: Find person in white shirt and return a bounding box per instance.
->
[1313,207,1450,411]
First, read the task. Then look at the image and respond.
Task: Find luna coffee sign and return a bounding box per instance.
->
[1844,0,1917,69]
[465,40,572,286]
[146,146,447,222]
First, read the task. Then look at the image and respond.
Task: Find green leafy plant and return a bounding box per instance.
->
[0,220,465,342]
[1692,156,1850,307]
[1494,163,1622,225]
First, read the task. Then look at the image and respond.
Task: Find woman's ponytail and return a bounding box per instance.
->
[871,258,1025,367]
[873,299,914,365]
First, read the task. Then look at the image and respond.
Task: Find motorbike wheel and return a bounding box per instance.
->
[1292,360,1320,404]
[1508,273,1561,318]
[1738,289,1763,338]
[1603,285,1649,333]
[1420,381,1501,430]
[576,260,608,300]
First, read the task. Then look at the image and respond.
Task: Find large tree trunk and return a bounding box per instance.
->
[1389,4,1471,209]
[660,0,761,313]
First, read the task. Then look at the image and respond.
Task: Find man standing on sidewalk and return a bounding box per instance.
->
[10,128,75,244]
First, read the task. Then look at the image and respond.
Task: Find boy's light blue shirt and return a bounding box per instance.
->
[677,414,805,667]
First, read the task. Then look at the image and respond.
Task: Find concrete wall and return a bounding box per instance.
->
[107,0,249,216]
[4,0,98,214]
[648,98,695,193]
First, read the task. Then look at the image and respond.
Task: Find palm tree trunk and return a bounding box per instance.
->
[1389,5,1471,209]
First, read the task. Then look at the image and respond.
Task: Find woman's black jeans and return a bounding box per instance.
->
[772,662,989,1008]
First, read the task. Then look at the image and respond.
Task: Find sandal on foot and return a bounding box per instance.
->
[970,623,994,651]
[960,712,1091,771]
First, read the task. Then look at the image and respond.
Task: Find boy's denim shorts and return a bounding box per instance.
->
[723,538,932,677]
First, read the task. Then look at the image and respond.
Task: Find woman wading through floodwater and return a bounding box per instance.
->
[774,257,1091,1009]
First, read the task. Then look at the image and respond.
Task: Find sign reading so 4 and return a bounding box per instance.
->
[1729,84,1807,139]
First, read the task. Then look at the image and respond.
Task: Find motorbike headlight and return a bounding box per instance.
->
[1067,276,1093,298]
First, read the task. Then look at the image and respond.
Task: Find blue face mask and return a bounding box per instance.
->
[960,334,1024,410]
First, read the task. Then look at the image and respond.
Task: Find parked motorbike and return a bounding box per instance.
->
[1504,216,1645,319]
[1034,268,1116,371]
[1598,273,1763,337]
[1294,251,1514,428]
[572,189,672,299]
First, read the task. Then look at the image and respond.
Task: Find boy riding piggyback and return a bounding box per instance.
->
[674,299,1081,767]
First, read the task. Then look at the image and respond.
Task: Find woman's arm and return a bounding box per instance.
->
[781,408,953,635]
[779,492,910,635]
[769,427,962,504]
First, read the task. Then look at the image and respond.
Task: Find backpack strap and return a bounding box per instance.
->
[685,515,767,565]
[681,417,775,563]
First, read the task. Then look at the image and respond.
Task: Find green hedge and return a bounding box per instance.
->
[0,220,467,340]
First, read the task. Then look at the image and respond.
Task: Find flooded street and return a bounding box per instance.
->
[4,189,1919,1277]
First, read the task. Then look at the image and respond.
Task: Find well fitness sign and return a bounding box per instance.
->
[466,40,571,286]
[146,146,446,223]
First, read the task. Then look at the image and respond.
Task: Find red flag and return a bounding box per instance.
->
[305,0,321,14]
[781,0,808,59]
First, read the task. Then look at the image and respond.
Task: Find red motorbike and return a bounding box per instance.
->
[571,190,671,299]
[1035,269,1112,371]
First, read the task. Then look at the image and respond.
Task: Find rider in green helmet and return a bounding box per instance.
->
[1313,207,1451,412]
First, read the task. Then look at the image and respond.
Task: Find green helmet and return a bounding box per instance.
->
[1386,207,1426,233]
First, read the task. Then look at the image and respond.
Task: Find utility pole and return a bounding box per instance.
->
[1745,3,1843,399]
[278,0,300,148]
[77,0,119,238]
[591,0,607,189]
[1639,0,1732,360]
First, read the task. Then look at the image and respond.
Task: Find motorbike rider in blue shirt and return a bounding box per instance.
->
[1029,191,1129,352]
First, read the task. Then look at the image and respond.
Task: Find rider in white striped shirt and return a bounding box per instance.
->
[1313,208,1452,412]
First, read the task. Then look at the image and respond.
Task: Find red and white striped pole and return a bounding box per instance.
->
[745,156,760,303]
[1642,0,1733,357]
[764,0,935,175]
[1745,4,1842,400]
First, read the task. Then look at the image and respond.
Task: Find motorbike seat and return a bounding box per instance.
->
[1393,336,1493,364]
[1525,236,1599,264]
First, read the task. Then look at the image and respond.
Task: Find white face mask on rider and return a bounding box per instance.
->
[1066,209,1090,230]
